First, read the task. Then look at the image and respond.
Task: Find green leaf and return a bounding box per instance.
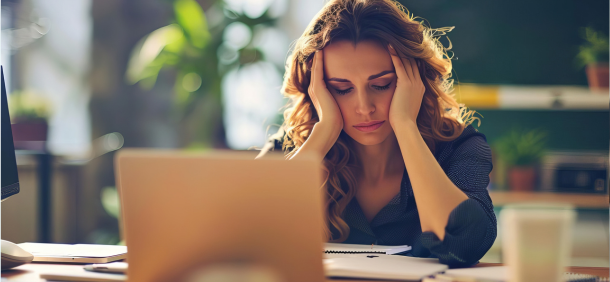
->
[492,128,549,167]
[174,0,210,49]
[575,26,609,68]
[101,186,120,219]
[126,24,186,88]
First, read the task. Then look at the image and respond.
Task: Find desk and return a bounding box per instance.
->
[2,262,608,281]
[14,149,54,243]
[489,191,610,209]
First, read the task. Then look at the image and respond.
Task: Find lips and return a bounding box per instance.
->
[353,120,385,132]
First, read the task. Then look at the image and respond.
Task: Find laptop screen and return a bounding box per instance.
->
[1,66,20,200]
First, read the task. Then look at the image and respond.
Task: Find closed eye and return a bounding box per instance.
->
[372,82,391,91]
[333,87,353,95]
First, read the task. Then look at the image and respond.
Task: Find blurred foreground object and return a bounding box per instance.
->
[493,128,548,191]
[185,263,283,282]
[59,132,124,165]
[114,150,325,282]
[576,27,609,91]
[501,203,575,282]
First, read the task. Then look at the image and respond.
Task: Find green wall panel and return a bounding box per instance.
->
[472,110,609,151]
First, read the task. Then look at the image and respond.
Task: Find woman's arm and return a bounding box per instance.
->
[393,121,469,240]
[387,47,469,240]
[288,122,340,161]
[387,48,497,266]
[394,120,497,267]
[415,133,496,266]
[287,50,344,162]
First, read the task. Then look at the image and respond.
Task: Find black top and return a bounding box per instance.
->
[260,124,497,267]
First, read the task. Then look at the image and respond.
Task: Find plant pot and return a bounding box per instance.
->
[585,63,609,92]
[11,119,48,141]
[508,166,536,191]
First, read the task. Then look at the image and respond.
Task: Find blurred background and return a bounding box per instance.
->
[1,0,608,267]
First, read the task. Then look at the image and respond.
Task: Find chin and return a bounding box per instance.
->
[343,128,393,146]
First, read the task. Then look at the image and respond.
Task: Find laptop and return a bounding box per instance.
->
[114,149,326,282]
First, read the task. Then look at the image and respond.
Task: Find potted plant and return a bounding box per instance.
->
[575,26,609,92]
[492,128,548,191]
[8,90,51,144]
[125,0,276,149]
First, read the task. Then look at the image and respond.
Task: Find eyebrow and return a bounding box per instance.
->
[326,70,395,83]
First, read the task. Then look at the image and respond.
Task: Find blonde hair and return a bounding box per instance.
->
[280,0,479,242]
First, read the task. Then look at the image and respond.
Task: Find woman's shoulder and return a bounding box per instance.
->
[451,124,488,146]
[434,124,490,162]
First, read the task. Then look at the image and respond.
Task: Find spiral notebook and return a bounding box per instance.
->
[324,243,412,255]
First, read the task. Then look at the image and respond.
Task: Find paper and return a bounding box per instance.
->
[324,255,447,280]
[442,267,602,282]
[13,263,126,282]
[441,266,506,281]
[18,243,127,258]
[324,243,411,254]
[40,271,126,282]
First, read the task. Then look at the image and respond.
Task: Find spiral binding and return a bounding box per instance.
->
[564,272,609,282]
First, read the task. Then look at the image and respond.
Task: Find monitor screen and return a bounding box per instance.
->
[1,66,20,200]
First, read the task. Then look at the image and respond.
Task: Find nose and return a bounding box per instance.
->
[355,90,375,116]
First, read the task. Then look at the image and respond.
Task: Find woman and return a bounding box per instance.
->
[258,0,496,267]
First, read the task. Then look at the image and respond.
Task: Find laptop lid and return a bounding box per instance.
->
[115,149,326,282]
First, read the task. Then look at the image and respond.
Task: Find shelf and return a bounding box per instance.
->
[489,191,609,209]
[455,84,609,110]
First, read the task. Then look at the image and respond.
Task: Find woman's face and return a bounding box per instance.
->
[322,40,397,146]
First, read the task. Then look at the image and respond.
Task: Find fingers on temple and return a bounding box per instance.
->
[402,57,414,81]
[309,52,318,96]
[389,45,409,80]
[315,50,324,87]
[311,52,317,86]
[410,58,421,79]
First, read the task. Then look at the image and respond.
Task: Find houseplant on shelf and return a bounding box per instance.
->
[492,128,549,191]
[8,90,51,148]
[575,26,609,91]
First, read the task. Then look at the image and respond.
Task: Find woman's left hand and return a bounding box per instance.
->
[388,45,425,128]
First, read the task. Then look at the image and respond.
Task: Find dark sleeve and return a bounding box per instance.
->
[420,135,497,267]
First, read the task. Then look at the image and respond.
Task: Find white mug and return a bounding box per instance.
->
[501,203,575,282]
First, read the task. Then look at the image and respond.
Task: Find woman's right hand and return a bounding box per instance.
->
[308,50,343,140]
[289,50,343,161]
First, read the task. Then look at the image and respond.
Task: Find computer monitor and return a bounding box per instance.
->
[1,66,20,201]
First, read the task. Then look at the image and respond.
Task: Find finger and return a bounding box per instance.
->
[411,59,421,79]
[314,50,325,88]
[309,53,318,102]
[388,45,409,81]
[402,56,414,81]
[310,52,317,89]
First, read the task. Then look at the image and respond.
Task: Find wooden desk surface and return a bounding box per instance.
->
[2,262,608,281]
[489,191,610,209]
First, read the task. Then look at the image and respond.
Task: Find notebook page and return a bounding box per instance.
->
[324,243,411,254]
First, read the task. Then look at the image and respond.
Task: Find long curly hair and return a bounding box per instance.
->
[280,0,480,242]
